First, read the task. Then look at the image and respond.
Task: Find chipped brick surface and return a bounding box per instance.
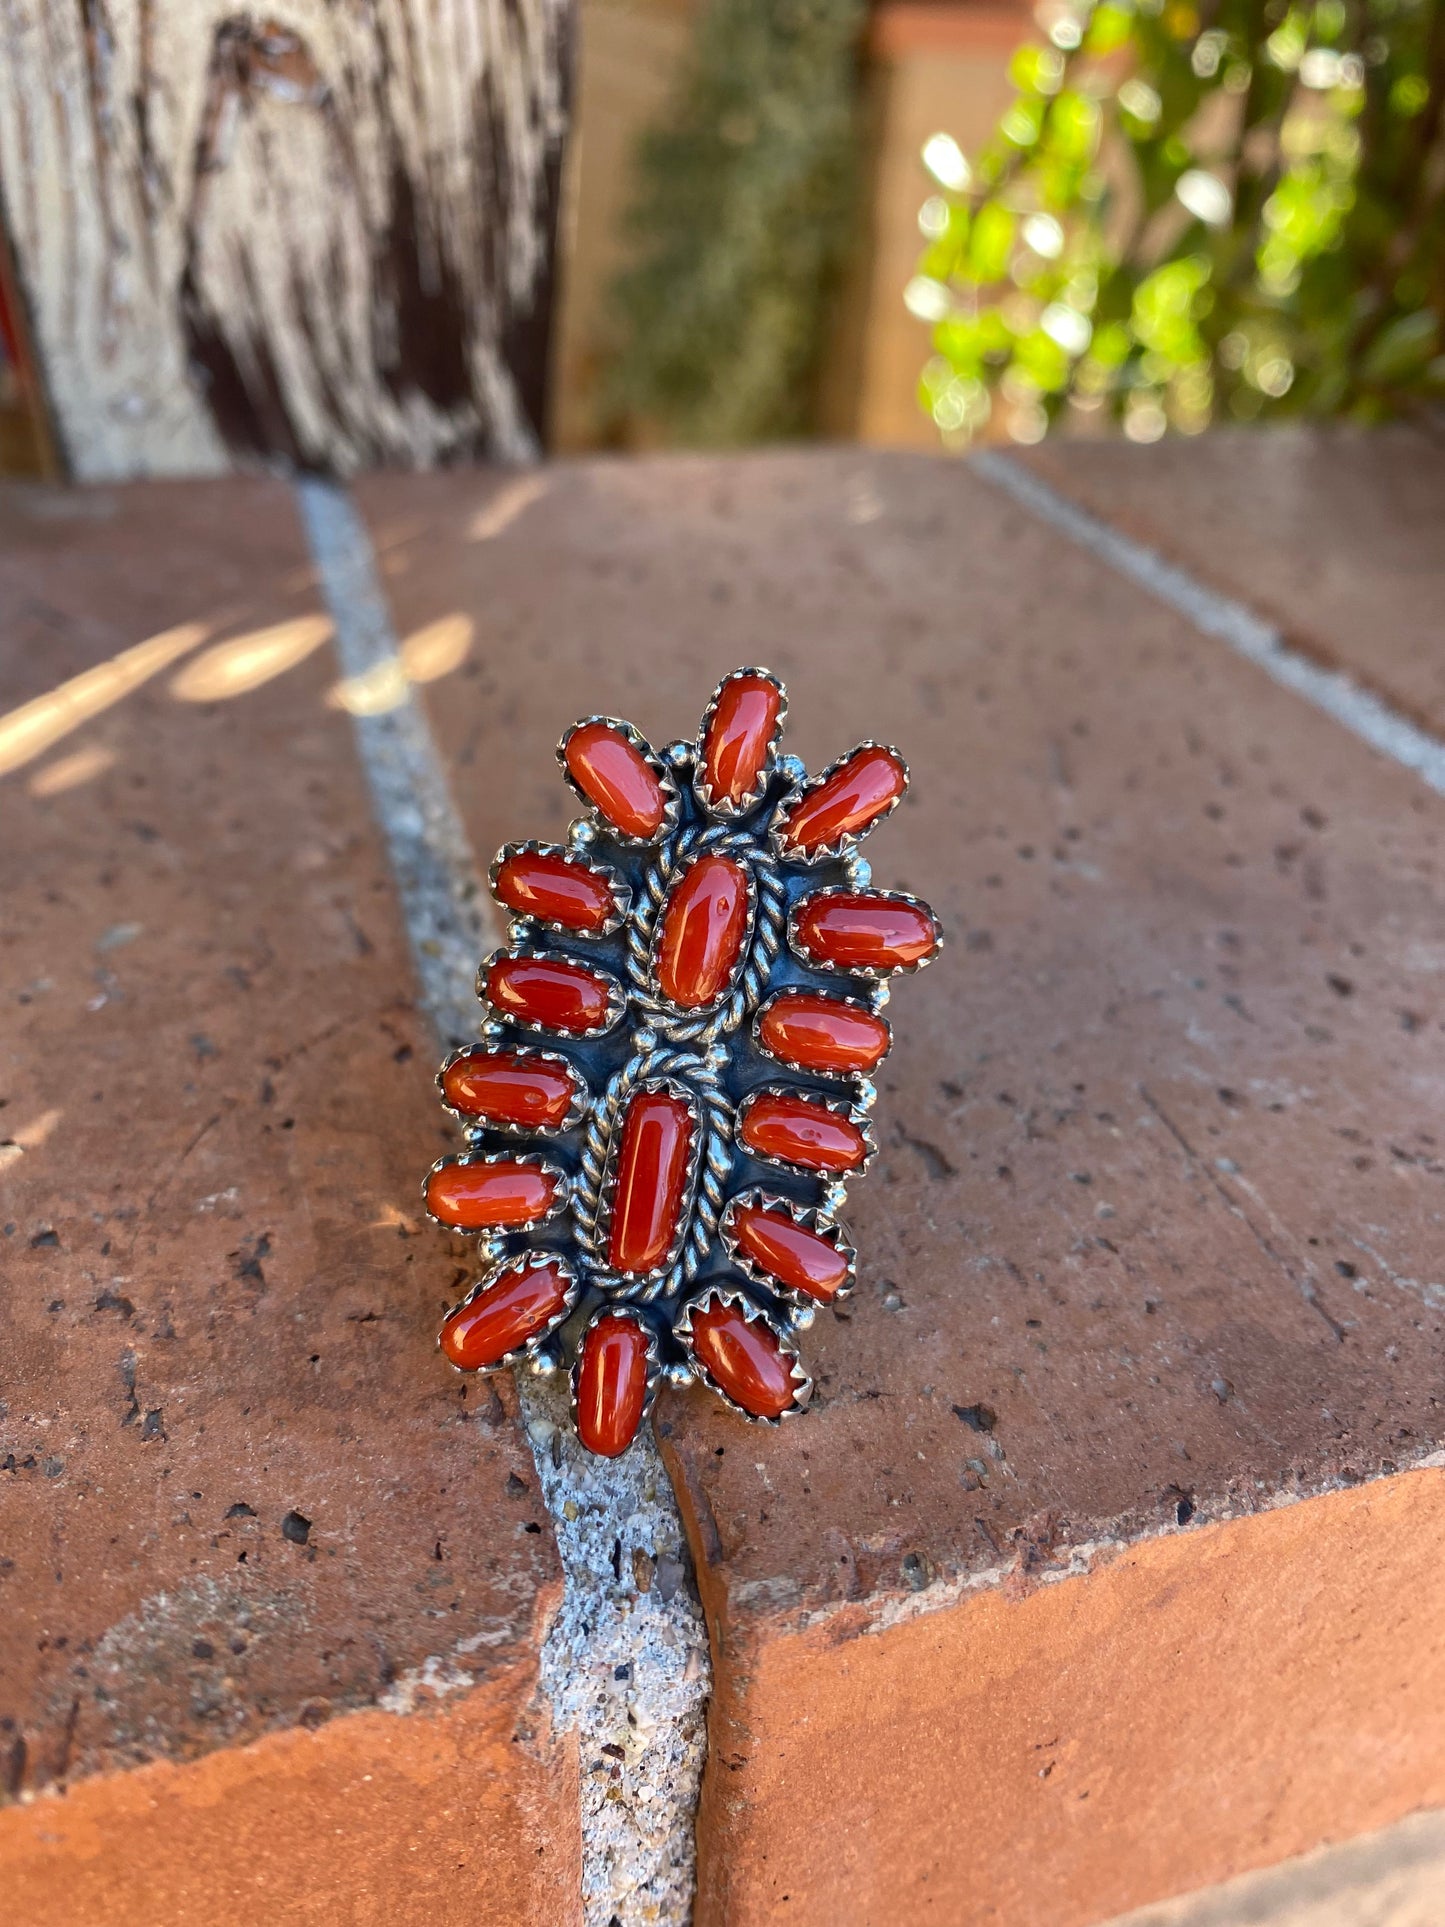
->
[691,1469,1445,1927]
[1017,424,1445,735]
[0,480,576,1918]
[3,1673,575,1927]
[356,447,1445,1923]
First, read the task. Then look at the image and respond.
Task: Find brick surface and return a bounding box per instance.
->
[1106,1805,1445,1926]
[356,447,1445,1925]
[1016,424,1445,735]
[685,1471,1445,1927]
[0,480,577,1923]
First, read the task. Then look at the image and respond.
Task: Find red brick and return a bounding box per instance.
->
[1017,425,1445,736]
[695,1469,1445,1927]
[2,1671,572,1927]
[0,480,577,1920]
[357,448,1445,1923]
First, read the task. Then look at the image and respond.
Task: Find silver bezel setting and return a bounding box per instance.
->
[751,986,893,1079]
[648,849,759,1017]
[568,1303,664,1447]
[490,839,631,938]
[786,886,944,979]
[590,1076,707,1285]
[422,1148,571,1232]
[556,715,682,847]
[438,1251,581,1377]
[675,1281,813,1425]
[624,828,788,1051]
[736,1084,877,1176]
[720,1188,857,1306]
[692,666,789,818]
[477,944,626,1038]
[435,1042,590,1135]
[769,740,910,867]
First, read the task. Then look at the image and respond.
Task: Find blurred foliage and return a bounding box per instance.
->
[912,0,1445,444]
[602,0,866,445]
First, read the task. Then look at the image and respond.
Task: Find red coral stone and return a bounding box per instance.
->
[494,850,616,932]
[701,672,782,805]
[485,954,613,1033]
[689,1299,797,1418]
[575,1314,652,1457]
[730,1202,850,1302]
[425,1158,558,1229]
[440,1049,576,1128]
[440,1258,571,1370]
[656,854,750,1008]
[608,1090,694,1274]
[757,991,890,1073]
[778,745,906,855]
[740,1092,867,1173]
[792,893,939,973]
[564,721,666,838]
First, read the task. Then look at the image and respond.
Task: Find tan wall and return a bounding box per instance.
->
[551,0,1031,453]
[549,0,700,451]
[844,4,1030,446]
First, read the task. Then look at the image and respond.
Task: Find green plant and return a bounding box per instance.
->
[912,0,1445,443]
[603,0,866,445]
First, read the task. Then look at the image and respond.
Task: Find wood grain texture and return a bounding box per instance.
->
[0,1,571,479]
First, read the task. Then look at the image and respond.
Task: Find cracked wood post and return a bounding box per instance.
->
[0,1,571,479]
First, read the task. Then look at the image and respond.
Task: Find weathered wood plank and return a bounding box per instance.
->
[0,1,571,478]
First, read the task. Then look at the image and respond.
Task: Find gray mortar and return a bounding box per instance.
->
[297,477,711,1925]
[974,449,1445,796]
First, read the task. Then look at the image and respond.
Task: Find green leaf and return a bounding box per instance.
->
[969,203,1017,282]
[1359,311,1440,384]
[909,0,1444,443]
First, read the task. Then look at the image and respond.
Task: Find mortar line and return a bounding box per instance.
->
[972,450,1445,798]
[294,476,710,1927]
